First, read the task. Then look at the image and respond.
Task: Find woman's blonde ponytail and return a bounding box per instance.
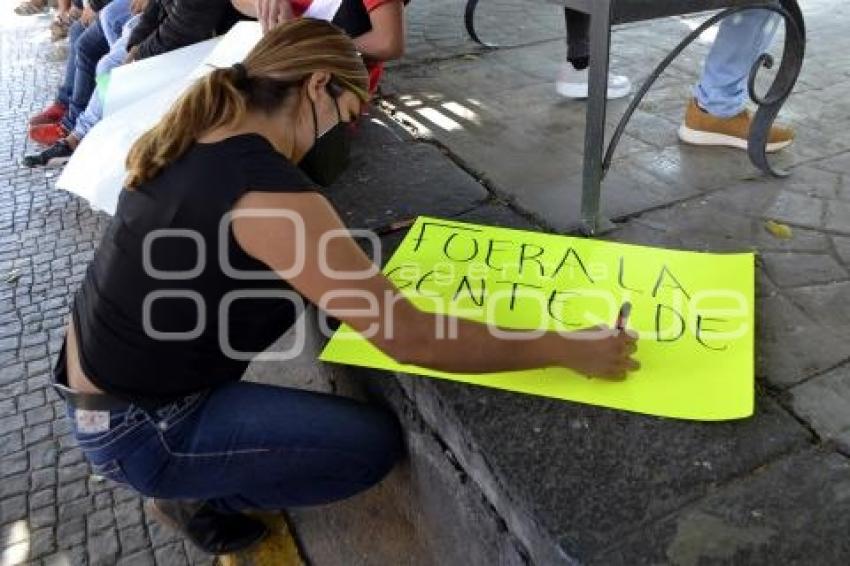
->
[125,67,246,188]
[124,19,369,189]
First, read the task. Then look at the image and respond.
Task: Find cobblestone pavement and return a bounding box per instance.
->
[1,1,849,564]
[0,7,213,566]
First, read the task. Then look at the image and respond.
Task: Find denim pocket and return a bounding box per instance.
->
[70,405,142,448]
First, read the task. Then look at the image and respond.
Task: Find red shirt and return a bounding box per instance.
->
[289,0,398,93]
[289,0,394,15]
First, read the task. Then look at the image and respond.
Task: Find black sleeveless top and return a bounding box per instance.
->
[72,134,315,406]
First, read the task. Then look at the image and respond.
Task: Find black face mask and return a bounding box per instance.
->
[298,93,351,187]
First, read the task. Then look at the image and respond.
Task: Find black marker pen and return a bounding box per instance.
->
[615,302,632,332]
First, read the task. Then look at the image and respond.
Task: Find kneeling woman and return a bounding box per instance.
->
[55,19,638,554]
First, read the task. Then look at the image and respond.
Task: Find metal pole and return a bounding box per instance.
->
[580,0,613,235]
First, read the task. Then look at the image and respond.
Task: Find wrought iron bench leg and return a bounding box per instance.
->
[464,0,496,47]
[747,0,806,176]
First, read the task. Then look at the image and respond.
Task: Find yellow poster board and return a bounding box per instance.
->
[320,217,754,421]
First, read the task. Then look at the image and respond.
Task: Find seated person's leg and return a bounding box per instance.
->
[680,10,793,152]
[555,8,631,100]
[59,20,87,108]
[59,18,111,139]
[51,0,76,41]
[72,39,129,143]
[30,19,109,147]
[99,0,133,46]
[23,36,129,168]
[30,20,86,127]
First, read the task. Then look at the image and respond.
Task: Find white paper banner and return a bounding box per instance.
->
[103,37,219,118]
[58,22,263,214]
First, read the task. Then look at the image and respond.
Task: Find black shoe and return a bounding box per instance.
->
[22,139,73,168]
[145,498,269,555]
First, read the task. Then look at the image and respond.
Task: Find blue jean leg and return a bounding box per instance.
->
[99,0,132,46]
[72,36,128,139]
[61,18,109,132]
[694,10,781,118]
[56,20,86,107]
[68,381,404,513]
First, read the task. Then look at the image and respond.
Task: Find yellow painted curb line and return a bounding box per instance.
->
[217,513,305,566]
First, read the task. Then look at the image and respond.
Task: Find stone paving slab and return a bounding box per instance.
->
[325,115,489,231]
[784,281,850,336]
[415,380,809,562]
[607,168,850,390]
[790,364,850,454]
[589,449,850,565]
[399,0,562,64]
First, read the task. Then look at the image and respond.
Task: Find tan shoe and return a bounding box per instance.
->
[678,98,794,153]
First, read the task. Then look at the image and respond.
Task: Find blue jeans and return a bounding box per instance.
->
[71,38,124,139]
[73,15,139,139]
[60,18,110,132]
[57,20,86,108]
[695,10,781,118]
[99,0,132,46]
[66,381,403,512]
